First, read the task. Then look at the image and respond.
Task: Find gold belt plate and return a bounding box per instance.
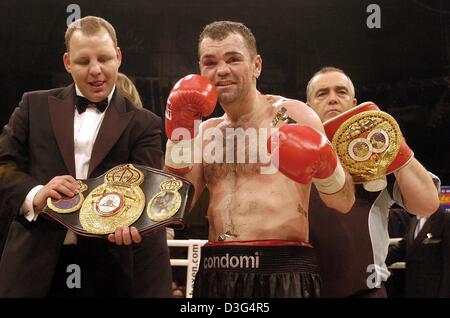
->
[332,110,402,183]
[147,179,182,222]
[79,164,145,235]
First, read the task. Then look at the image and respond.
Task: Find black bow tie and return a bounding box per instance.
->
[76,96,108,114]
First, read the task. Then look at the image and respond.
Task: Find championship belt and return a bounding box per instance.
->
[43,164,194,237]
[323,102,413,192]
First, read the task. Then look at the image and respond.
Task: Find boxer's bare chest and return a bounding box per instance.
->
[202,114,274,185]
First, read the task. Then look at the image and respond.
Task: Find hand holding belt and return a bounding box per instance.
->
[42,164,194,238]
[323,102,414,191]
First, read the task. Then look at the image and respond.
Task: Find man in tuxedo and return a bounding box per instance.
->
[386,208,450,297]
[0,16,172,297]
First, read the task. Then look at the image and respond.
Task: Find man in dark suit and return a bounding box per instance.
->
[386,208,450,297]
[0,16,172,297]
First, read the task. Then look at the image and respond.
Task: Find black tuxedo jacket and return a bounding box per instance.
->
[0,84,171,297]
[387,208,450,298]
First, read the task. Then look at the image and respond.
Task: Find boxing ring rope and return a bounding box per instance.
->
[167,239,207,298]
[167,238,405,297]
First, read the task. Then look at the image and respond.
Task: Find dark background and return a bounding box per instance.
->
[1,0,449,237]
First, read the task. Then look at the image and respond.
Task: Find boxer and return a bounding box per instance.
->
[163,22,355,298]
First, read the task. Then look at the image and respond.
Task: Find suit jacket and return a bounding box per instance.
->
[0,84,172,297]
[387,208,450,297]
[388,207,413,238]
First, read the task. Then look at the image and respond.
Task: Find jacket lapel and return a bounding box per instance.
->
[406,217,418,254]
[88,92,134,177]
[48,85,76,176]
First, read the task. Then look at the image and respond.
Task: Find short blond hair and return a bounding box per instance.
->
[65,16,118,52]
[306,66,355,103]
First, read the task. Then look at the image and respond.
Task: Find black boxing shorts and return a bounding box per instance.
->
[193,240,321,298]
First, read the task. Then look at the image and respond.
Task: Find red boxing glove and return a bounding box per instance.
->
[165,74,217,141]
[164,74,217,174]
[268,124,345,194]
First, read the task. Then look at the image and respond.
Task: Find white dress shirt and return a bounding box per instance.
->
[414,216,428,239]
[20,85,115,244]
